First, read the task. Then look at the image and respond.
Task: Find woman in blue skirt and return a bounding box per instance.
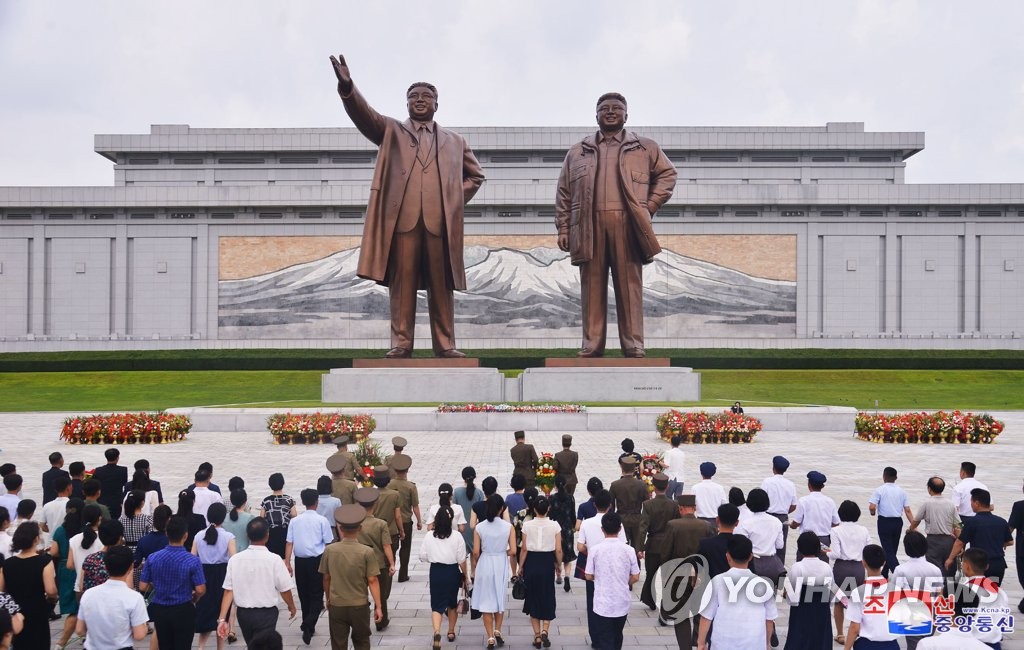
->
[420,507,468,649]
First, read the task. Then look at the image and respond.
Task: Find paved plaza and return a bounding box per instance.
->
[0,411,1019,649]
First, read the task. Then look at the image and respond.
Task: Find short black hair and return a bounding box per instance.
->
[597,92,627,108]
[970,488,991,507]
[883,466,898,481]
[593,489,612,512]
[15,499,35,519]
[300,488,319,508]
[317,475,333,496]
[601,512,622,535]
[194,469,211,483]
[250,628,284,650]
[104,447,120,461]
[49,452,63,465]
[927,476,945,494]
[247,517,271,543]
[586,477,602,496]
[482,476,498,496]
[268,473,285,491]
[510,474,526,490]
[670,435,682,446]
[54,475,72,494]
[903,530,927,558]
[862,544,886,570]
[727,534,753,563]
[728,487,745,508]
[620,438,635,453]
[717,503,740,526]
[2,474,22,492]
[962,547,989,575]
[69,461,85,476]
[407,82,437,98]
[83,478,101,497]
[796,531,821,558]
[961,461,977,477]
[104,545,135,578]
[228,476,244,492]
[198,462,213,472]
[134,459,150,471]
[838,499,861,522]
[165,515,189,543]
[0,464,14,477]
[746,488,769,513]
[98,518,124,547]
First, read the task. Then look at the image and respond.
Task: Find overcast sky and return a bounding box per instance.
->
[1,1,1023,187]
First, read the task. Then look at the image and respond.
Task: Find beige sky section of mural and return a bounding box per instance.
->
[219,234,796,281]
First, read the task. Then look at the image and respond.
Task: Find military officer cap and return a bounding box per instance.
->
[619,456,638,470]
[514,430,526,440]
[699,461,717,477]
[354,487,379,506]
[772,455,790,472]
[391,454,412,472]
[561,434,573,446]
[332,435,350,446]
[392,436,408,448]
[807,470,827,485]
[334,504,367,529]
[677,494,697,507]
[326,455,347,475]
[373,464,390,477]
[652,472,669,490]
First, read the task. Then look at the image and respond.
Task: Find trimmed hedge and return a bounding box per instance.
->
[2,348,1024,372]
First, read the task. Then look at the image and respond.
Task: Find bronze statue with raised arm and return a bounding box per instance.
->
[330,54,485,358]
[555,93,677,358]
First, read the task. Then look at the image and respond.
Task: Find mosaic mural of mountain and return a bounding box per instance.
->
[218,245,796,340]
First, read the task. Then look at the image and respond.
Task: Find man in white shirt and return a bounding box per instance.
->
[191,468,222,527]
[41,475,72,534]
[761,455,797,564]
[951,462,987,521]
[843,544,898,650]
[956,548,1010,648]
[76,545,149,649]
[585,512,640,650]
[577,490,625,646]
[285,489,334,644]
[791,471,840,547]
[217,517,297,647]
[692,462,726,532]
[662,435,686,501]
[0,474,23,520]
[891,531,944,650]
[696,534,778,650]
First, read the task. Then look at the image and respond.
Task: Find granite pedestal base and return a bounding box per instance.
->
[520,366,700,402]
[322,366,505,403]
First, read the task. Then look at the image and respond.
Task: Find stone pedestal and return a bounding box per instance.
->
[353,358,480,368]
[322,366,504,403]
[544,357,670,367]
[521,365,700,402]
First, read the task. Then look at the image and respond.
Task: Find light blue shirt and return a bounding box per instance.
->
[869,483,909,518]
[285,509,333,558]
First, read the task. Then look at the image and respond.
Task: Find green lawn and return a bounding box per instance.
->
[1,369,1022,412]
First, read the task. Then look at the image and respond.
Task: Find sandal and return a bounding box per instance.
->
[494,631,505,646]
[447,632,456,642]
[432,633,442,650]
[487,638,496,649]
[541,631,551,648]
[533,634,542,649]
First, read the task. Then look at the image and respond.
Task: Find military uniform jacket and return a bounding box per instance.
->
[661,515,713,561]
[609,476,648,516]
[318,539,379,607]
[638,495,680,551]
[329,450,362,482]
[510,444,539,482]
[553,449,579,492]
[357,515,393,572]
[390,478,419,524]
[385,452,410,479]
[332,477,358,505]
[374,488,402,537]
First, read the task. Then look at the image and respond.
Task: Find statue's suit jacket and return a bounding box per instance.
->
[339,83,485,290]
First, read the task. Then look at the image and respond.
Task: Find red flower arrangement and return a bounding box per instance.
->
[437,403,585,413]
[60,412,191,444]
[535,452,557,494]
[639,452,668,492]
[266,412,376,444]
[855,411,1004,444]
[655,409,762,443]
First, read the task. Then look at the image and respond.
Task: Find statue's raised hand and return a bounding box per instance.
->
[330,54,353,94]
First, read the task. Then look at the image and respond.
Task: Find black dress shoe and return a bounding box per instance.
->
[438,349,466,358]
[302,629,312,644]
[385,347,412,359]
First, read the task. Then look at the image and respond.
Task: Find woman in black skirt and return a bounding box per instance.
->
[419,507,468,650]
[783,532,835,649]
[517,496,562,648]
[0,522,58,650]
[548,476,577,592]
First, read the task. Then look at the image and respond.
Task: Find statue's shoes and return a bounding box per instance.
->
[438,349,467,359]
[623,348,646,358]
[385,347,412,358]
[577,348,603,358]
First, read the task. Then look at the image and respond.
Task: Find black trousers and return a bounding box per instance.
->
[149,602,196,650]
[585,579,597,643]
[877,516,903,576]
[295,554,325,633]
[639,549,662,609]
[267,525,287,558]
[235,606,279,647]
[398,521,413,580]
[592,613,627,650]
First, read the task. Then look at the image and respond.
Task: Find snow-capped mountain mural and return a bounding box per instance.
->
[218,246,796,340]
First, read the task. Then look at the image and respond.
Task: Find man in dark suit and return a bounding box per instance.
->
[330,53,485,358]
[554,435,579,496]
[68,461,86,500]
[91,447,128,520]
[509,431,539,489]
[697,503,739,579]
[637,473,680,609]
[41,452,69,504]
[662,495,714,644]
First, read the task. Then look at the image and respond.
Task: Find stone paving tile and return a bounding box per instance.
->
[0,411,1016,648]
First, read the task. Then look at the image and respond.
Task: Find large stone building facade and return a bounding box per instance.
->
[0,122,1021,351]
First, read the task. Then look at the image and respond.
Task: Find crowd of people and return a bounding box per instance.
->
[0,432,1020,649]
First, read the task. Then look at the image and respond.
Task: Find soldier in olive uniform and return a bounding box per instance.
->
[327,454,358,505]
[637,472,680,610]
[661,494,713,647]
[320,504,383,650]
[384,436,410,479]
[352,487,396,633]
[328,435,362,482]
[609,456,649,551]
[388,454,422,583]
[509,430,539,489]
[371,466,404,563]
[554,434,579,496]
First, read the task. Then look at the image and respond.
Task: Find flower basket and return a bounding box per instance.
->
[656,410,762,443]
[437,403,585,413]
[855,411,1004,444]
[60,412,191,445]
[639,452,668,493]
[535,452,557,494]
[266,412,376,445]
[355,440,385,487]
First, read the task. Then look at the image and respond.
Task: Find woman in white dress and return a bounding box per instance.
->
[472,494,515,649]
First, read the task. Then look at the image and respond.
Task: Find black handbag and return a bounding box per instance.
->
[511,575,527,600]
